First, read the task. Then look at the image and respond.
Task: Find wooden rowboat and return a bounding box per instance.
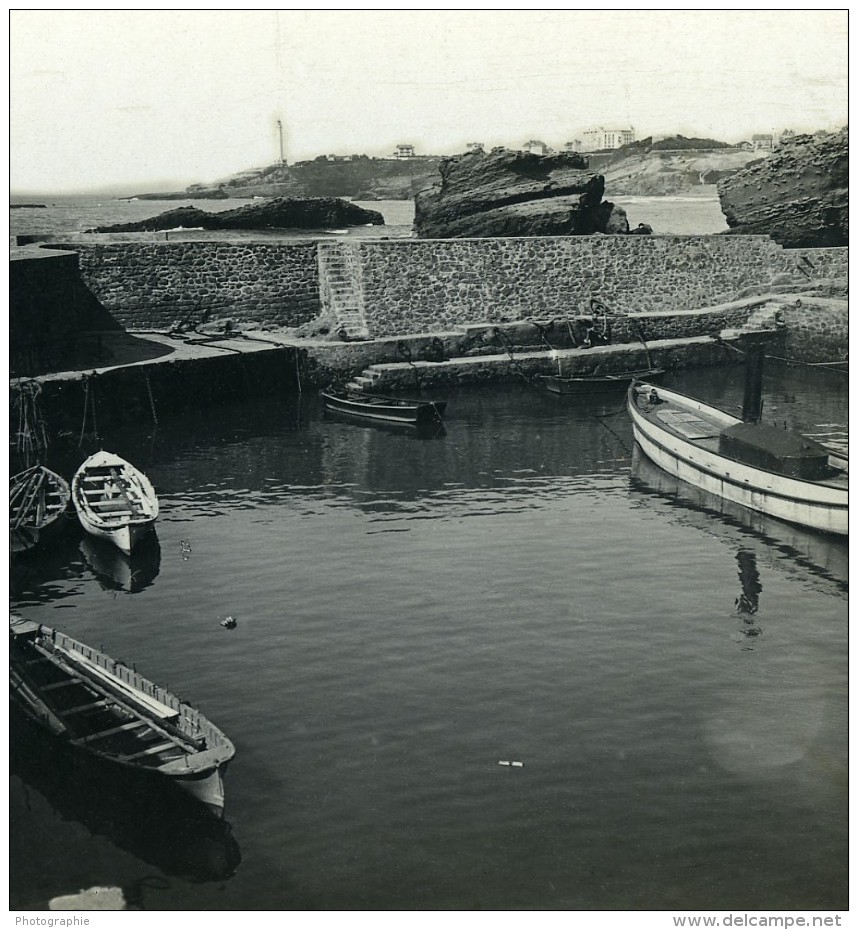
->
[536,367,665,395]
[627,381,848,536]
[72,451,158,555]
[320,387,447,425]
[10,614,236,816]
[10,465,71,554]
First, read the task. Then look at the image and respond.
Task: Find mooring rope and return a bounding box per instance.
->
[143,370,159,426]
[294,347,303,394]
[78,374,99,447]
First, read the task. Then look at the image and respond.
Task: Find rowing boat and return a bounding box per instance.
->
[72,451,158,555]
[536,367,665,395]
[10,465,71,554]
[10,614,236,816]
[320,387,447,425]
[627,381,848,536]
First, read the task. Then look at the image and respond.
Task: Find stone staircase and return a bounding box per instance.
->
[317,242,370,340]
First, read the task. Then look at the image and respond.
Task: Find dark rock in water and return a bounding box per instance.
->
[717,129,848,248]
[89,197,385,233]
[413,148,624,238]
[11,203,47,209]
[130,190,230,200]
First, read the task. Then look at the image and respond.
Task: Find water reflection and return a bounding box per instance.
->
[79,532,162,593]
[735,549,764,641]
[629,446,848,594]
[10,708,241,884]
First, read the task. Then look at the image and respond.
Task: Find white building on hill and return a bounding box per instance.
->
[581,127,635,151]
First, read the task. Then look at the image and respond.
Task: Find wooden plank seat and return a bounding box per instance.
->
[118,740,181,762]
[41,678,84,692]
[59,698,111,717]
[72,719,148,745]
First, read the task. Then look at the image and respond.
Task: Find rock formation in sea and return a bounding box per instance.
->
[413,148,628,238]
[89,197,385,233]
[717,128,848,248]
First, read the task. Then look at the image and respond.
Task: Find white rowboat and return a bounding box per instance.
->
[72,451,158,555]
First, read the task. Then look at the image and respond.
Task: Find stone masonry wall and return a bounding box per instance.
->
[67,241,320,330]
[353,236,841,338]
[780,297,848,362]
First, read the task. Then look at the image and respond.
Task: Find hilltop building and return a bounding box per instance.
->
[752,134,774,152]
[563,140,583,153]
[523,140,553,155]
[393,144,416,159]
[581,127,635,151]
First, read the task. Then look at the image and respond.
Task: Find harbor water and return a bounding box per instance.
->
[10,363,848,910]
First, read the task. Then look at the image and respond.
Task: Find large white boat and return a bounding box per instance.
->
[72,451,158,555]
[627,381,848,536]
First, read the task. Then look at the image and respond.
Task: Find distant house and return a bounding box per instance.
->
[736,141,754,151]
[581,127,635,151]
[393,144,416,159]
[523,139,553,155]
[563,139,582,153]
[752,134,774,151]
[466,142,485,154]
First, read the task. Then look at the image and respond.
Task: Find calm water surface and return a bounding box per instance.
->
[10,364,847,911]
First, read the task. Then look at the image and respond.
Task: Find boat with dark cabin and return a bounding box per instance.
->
[10,465,71,554]
[536,367,665,395]
[320,387,447,425]
[9,614,236,815]
[72,451,158,555]
[627,380,848,536]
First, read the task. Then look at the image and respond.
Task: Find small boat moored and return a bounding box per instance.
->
[10,464,71,554]
[10,614,236,816]
[536,367,665,395]
[627,381,848,536]
[72,451,158,555]
[320,387,447,425]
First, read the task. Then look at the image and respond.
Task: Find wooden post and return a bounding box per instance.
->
[741,339,765,423]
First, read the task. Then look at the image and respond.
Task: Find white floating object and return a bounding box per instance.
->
[50,886,126,910]
[498,760,510,766]
[498,760,524,767]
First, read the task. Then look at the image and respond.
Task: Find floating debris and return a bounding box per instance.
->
[181,540,192,561]
[220,615,238,629]
[49,886,127,910]
[498,760,524,767]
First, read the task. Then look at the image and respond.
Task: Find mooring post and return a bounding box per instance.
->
[741,338,766,423]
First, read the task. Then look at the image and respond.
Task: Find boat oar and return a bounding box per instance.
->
[108,468,144,516]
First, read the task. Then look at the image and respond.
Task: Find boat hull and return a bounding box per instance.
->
[10,617,235,816]
[321,390,446,425]
[72,451,159,555]
[628,384,848,536]
[539,368,664,395]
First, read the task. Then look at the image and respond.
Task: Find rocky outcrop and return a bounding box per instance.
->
[717,129,848,248]
[413,148,628,238]
[89,197,384,233]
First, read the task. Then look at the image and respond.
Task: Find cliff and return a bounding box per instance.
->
[602,140,762,196]
[90,197,384,233]
[717,129,848,248]
[413,148,628,238]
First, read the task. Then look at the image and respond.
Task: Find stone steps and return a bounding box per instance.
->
[317,242,370,340]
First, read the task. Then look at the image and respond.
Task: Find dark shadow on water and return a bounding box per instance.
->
[10,707,242,885]
[628,444,848,594]
[79,531,162,593]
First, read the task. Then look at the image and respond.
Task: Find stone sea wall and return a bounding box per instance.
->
[46,238,846,348]
[67,241,320,330]
[780,297,848,363]
[353,236,837,337]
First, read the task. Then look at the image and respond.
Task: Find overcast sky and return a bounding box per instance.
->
[10,10,848,194]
